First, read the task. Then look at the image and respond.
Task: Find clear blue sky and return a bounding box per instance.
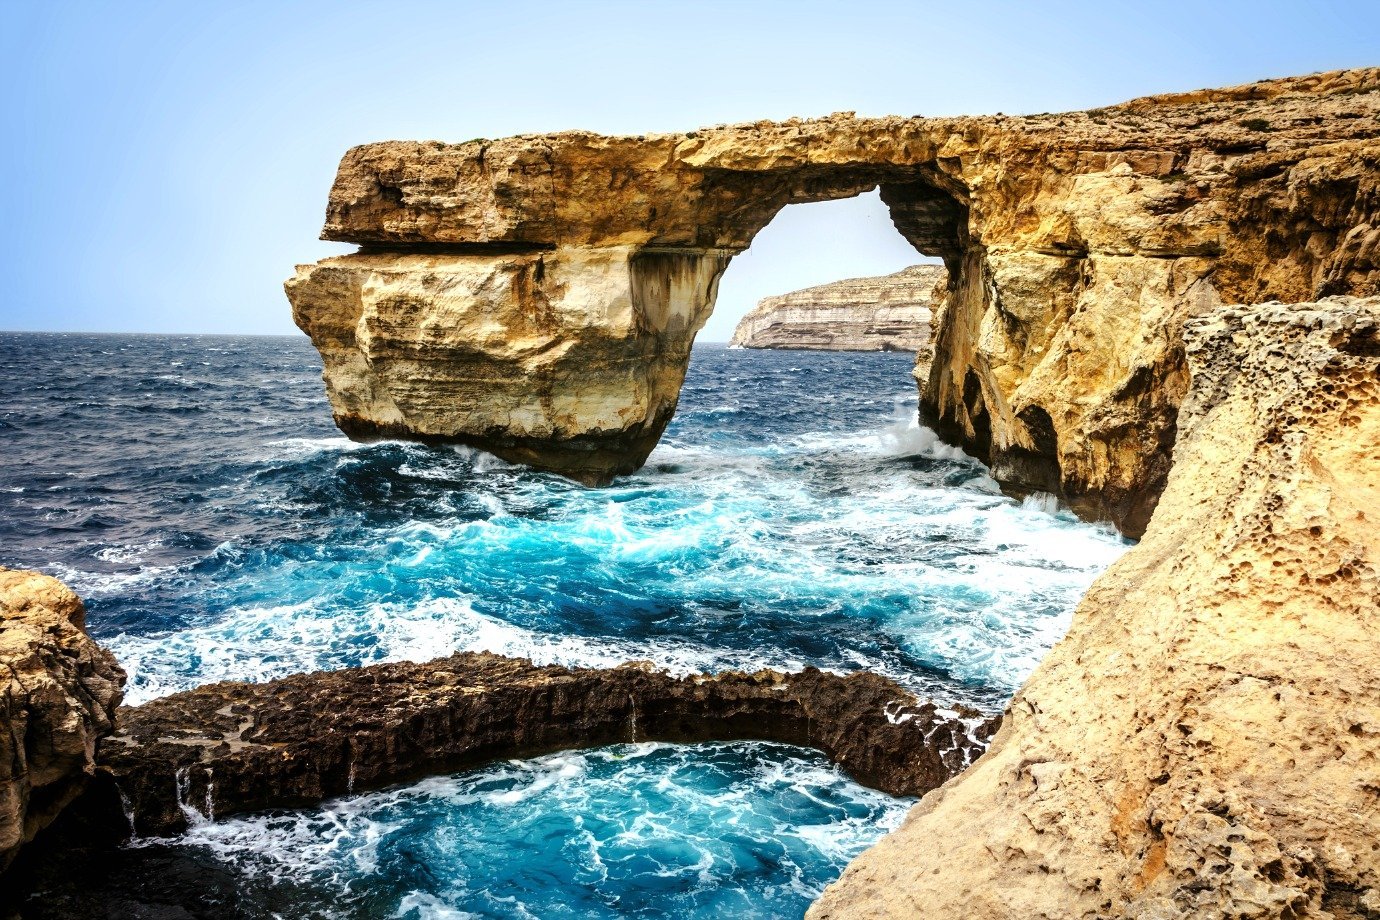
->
[2,1,1376,337]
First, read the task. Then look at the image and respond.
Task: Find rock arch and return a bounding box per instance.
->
[288,142,969,483]
[288,68,1380,535]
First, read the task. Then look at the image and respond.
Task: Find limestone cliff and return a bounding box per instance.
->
[0,568,124,871]
[810,297,1380,919]
[288,67,1379,530]
[728,264,943,351]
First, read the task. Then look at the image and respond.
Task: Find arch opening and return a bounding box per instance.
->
[697,189,944,345]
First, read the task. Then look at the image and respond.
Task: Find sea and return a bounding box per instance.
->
[0,333,1128,919]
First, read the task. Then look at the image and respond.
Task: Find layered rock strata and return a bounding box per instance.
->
[99,652,995,836]
[728,264,944,351]
[0,568,124,871]
[810,297,1380,919]
[289,68,1380,529]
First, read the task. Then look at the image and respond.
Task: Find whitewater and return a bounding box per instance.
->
[0,333,1127,918]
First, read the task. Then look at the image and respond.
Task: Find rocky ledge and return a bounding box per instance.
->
[811,296,1380,919]
[729,264,944,351]
[0,568,124,871]
[289,67,1379,531]
[99,652,995,836]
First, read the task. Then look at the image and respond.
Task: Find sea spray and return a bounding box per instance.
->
[0,336,1130,917]
[169,742,912,919]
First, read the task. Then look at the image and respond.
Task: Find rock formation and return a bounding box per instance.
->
[728,264,944,351]
[0,568,124,871]
[99,652,994,836]
[288,68,1380,530]
[809,297,1380,919]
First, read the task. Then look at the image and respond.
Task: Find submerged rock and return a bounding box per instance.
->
[0,568,124,871]
[729,264,944,351]
[809,297,1380,919]
[98,652,995,836]
[288,67,1380,534]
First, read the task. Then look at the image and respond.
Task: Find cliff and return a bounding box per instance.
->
[728,264,944,351]
[288,67,1380,533]
[0,568,124,871]
[810,297,1380,919]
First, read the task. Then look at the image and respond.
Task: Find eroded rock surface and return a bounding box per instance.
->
[288,249,725,483]
[809,297,1380,920]
[289,68,1380,530]
[729,264,943,351]
[0,568,124,871]
[99,652,995,836]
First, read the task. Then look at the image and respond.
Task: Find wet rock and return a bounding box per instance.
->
[98,653,995,836]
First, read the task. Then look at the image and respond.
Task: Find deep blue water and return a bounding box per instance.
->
[0,333,1127,919]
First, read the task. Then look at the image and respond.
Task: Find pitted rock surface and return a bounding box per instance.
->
[809,297,1380,920]
[99,652,995,836]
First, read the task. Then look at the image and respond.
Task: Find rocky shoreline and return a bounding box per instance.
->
[102,653,993,837]
[811,297,1380,919]
[2,65,1378,920]
[0,573,995,912]
[729,264,944,351]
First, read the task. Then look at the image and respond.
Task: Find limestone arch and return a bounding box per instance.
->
[289,146,983,486]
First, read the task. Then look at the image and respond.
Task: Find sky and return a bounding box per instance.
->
[1,1,1376,339]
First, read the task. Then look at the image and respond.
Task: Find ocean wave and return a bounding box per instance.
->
[156,741,910,919]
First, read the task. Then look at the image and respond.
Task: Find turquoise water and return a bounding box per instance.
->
[167,742,912,919]
[0,335,1128,917]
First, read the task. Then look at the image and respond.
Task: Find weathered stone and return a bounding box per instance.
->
[98,652,995,837]
[729,264,943,351]
[289,68,1380,534]
[287,248,727,484]
[0,568,124,871]
[809,297,1380,920]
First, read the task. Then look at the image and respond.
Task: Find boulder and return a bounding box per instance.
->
[0,568,124,871]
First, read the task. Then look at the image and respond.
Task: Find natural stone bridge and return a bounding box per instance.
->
[288,67,1379,536]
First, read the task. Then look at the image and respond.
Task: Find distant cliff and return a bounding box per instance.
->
[729,265,944,351]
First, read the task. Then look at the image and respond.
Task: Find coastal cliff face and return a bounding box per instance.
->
[98,653,994,836]
[810,297,1380,919]
[289,67,1380,529]
[728,264,944,351]
[0,568,124,871]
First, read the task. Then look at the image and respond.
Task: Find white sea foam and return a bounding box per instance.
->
[109,594,819,707]
[158,742,908,917]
